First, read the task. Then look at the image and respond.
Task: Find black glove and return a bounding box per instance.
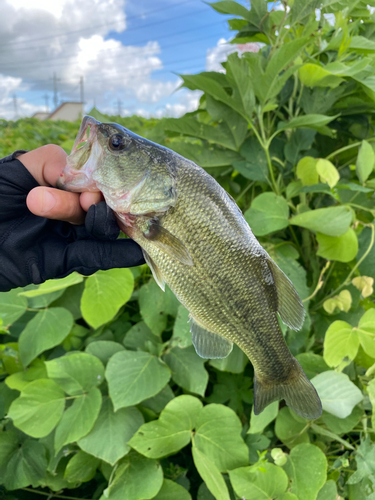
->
[0,152,145,292]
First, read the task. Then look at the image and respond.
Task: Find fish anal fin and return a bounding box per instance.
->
[143,220,193,267]
[143,250,165,291]
[253,359,322,420]
[267,258,305,331]
[190,317,233,359]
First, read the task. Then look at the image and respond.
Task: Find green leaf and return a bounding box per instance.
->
[170,140,242,168]
[46,352,105,395]
[296,157,319,186]
[209,344,248,374]
[192,446,230,500]
[358,227,375,280]
[0,430,18,469]
[323,320,360,367]
[85,340,125,364]
[248,401,278,434]
[0,289,27,326]
[316,480,337,500]
[356,140,375,183]
[317,229,358,262]
[2,438,48,490]
[234,136,268,182]
[141,384,175,414]
[229,462,288,500]
[226,53,255,119]
[316,159,340,188]
[347,437,375,486]
[278,114,338,132]
[78,397,144,465]
[163,346,208,396]
[152,479,192,500]
[106,350,171,410]
[81,269,134,328]
[172,305,192,348]
[64,450,100,483]
[290,206,352,236]
[358,309,375,357]
[209,1,251,19]
[103,451,163,500]
[323,290,352,314]
[322,406,363,435]
[19,308,73,366]
[299,63,344,88]
[193,404,249,471]
[284,443,327,500]
[54,387,102,453]
[296,353,329,380]
[275,407,309,448]
[139,280,179,335]
[18,273,83,297]
[129,395,202,458]
[311,371,363,418]
[8,379,65,438]
[244,193,289,236]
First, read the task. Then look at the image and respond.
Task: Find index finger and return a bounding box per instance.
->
[18,144,68,186]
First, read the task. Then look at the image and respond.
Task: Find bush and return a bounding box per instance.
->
[1,1,375,499]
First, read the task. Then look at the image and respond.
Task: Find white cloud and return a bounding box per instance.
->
[206,38,237,72]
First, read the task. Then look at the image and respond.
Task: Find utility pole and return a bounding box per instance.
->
[13,94,18,120]
[51,72,61,110]
[43,93,49,113]
[117,98,122,117]
[79,76,84,104]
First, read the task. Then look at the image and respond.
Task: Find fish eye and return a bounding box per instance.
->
[109,134,127,151]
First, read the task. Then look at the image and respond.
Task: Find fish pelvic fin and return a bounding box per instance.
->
[253,359,322,420]
[266,258,305,331]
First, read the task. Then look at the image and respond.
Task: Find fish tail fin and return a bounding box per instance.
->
[253,359,322,420]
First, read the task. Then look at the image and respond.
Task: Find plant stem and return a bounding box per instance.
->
[236,181,255,202]
[289,226,303,257]
[326,138,375,161]
[21,488,92,500]
[264,146,279,195]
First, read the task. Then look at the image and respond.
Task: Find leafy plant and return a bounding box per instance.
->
[1,0,375,499]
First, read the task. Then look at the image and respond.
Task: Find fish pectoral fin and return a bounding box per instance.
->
[143,221,193,266]
[267,258,305,331]
[190,317,233,359]
[143,250,165,291]
[253,359,322,420]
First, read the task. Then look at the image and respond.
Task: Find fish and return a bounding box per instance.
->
[57,115,322,420]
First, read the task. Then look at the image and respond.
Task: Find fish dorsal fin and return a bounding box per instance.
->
[190,317,233,359]
[143,250,165,291]
[143,220,193,266]
[266,258,305,331]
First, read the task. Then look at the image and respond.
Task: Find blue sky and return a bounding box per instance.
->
[0,0,248,119]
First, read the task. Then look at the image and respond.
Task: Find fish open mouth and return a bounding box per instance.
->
[71,115,100,155]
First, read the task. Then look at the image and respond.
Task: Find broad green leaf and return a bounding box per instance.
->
[18,273,83,297]
[356,140,375,183]
[317,229,358,262]
[278,114,337,132]
[316,159,340,187]
[0,289,27,326]
[275,407,309,448]
[8,379,65,438]
[0,430,18,469]
[226,53,255,118]
[172,305,192,348]
[358,227,375,280]
[284,443,327,500]
[46,352,105,395]
[299,63,344,88]
[234,136,268,182]
[5,361,47,392]
[81,269,134,328]
[209,344,248,374]
[358,309,375,358]
[310,423,354,450]
[248,401,278,434]
[124,321,162,353]
[323,290,352,314]
[129,395,202,458]
[102,451,163,500]
[352,276,374,298]
[152,479,192,500]
[106,350,171,410]
[64,451,100,483]
[170,140,242,168]
[192,446,230,500]
[244,193,289,236]
[85,340,125,364]
[209,0,251,19]
[19,308,73,366]
[322,406,363,435]
[2,438,48,490]
[139,280,179,336]
[323,320,359,366]
[78,397,144,465]
[290,206,352,236]
[296,157,319,186]
[311,371,363,418]
[229,462,288,500]
[163,346,208,396]
[54,387,102,453]
[346,437,375,486]
[193,404,249,471]
[316,480,337,500]
[296,353,329,379]
[141,384,175,414]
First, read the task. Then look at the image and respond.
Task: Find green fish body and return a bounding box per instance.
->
[58,116,322,419]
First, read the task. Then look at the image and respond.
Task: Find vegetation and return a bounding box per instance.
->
[1,0,375,499]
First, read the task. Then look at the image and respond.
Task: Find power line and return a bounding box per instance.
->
[1,0,202,49]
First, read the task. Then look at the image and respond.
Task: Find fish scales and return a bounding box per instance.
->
[58,116,322,420]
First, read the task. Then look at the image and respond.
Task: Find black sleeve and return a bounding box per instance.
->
[0,154,145,292]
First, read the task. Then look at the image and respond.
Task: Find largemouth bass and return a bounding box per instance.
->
[58,115,322,420]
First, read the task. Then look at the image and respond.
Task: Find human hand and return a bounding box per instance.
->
[0,145,145,292]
